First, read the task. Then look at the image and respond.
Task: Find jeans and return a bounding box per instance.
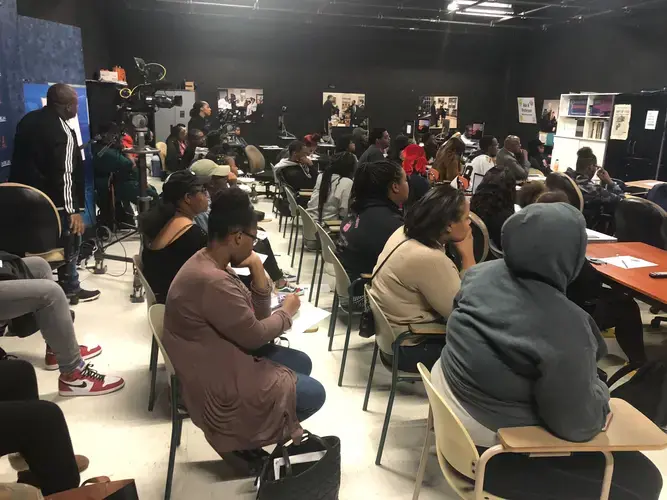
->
[58,212,81,295]
[0,257,82,374]
[254,344,326,422]
[0,360,80,495]
[476,445,662,500]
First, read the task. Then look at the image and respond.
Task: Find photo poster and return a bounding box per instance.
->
[322,92,366,128]
[417,96,459,130]
[23,83,95,227]
[610,104,632,141]
[540,99,560,132]
[517,97,537,124]
[218,88,264,124]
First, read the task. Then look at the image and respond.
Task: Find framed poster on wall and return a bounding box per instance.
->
[218,87,264,124]
[417,96,459,131]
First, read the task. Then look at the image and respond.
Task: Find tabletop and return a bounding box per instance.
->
[499,399,667,453]
[587,242,667,306]
[625,180,665,190]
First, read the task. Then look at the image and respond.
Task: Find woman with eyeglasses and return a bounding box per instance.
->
[138,170,210,304]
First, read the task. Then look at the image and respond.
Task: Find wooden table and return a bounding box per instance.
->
[587,242,667,307]
[499,398,667,453]
[625,180,665,190]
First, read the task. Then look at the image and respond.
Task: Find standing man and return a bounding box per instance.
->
[322,95,336,134]
[359,128,390,164]
[10,83,100,304]
[495,135,530,181]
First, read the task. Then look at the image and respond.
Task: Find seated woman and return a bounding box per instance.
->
[517,180,546,208]
[386,134,410,164]
[163,188,326,465]
[369,185,475,372]
[139,170,210,304]
[433,134,465,183]
[401,144,430,210]
[336,161,409,285]
[433,203,662,499]
[165,124,187,173]
[275,141,318,203]
[307,151,355,222]
[470,167,516,249]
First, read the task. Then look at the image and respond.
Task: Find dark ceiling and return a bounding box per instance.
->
[121,0,667,34]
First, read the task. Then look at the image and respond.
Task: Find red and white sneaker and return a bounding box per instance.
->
[58,364,125,397]
[45,345,102,371]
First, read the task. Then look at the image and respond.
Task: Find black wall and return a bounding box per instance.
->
[105,9,516,142]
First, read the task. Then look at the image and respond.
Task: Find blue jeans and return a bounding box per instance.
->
[254,344,326,422]
[58,213,81,295]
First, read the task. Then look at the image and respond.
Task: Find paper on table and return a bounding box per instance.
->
[599,256,658,269]
[231,253,268,276]
[284,303,331,335]
[644,181,663,187]
[256,230,268,241]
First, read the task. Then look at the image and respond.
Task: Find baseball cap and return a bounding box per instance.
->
[162,170,210,204]
[190,158,230,178]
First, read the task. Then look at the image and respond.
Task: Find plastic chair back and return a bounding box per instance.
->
[148,304,175,377]
[647,183,667,212]
[447,212,490,267]
[615,197,667,250]
[315,223,349,295]
[315,223,336,264]
[545,172,584,212]
[245,145,266,174]
[297,205,318,243]
[284,186,299,217]
[417,363,479,482]
[366,285,396,355]
[0,183,62,257]
[132,254,157,309]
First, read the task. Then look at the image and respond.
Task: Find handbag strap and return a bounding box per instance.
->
[370,238,410,283]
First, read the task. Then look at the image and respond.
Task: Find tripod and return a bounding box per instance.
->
[92,128,157,303]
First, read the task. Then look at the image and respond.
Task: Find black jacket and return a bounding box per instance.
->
[165,136,185,172]
[10,107,84,214]
[336,199,404,282]
[187,115,210,134]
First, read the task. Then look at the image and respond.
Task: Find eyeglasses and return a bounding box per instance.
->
[240,231,259,243]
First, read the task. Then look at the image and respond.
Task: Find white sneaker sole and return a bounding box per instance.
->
[45,348,103,371]
[77,293,101,303]
[59,380,125,397]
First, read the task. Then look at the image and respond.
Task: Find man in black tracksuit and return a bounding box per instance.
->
[10,84,100,304]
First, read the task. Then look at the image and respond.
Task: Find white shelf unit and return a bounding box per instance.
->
[552,93,617,169]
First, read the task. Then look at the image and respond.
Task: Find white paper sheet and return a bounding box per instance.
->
[283,302,331,335]
[598,256,657,269]
[231,253,268,276]
[586,229,617,242]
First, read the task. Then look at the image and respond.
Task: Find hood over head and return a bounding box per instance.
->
[501,202,587,292]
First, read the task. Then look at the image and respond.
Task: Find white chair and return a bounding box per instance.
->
[413,363,667,500]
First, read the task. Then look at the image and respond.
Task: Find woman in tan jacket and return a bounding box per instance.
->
[433,134,466,182]
[163,188,326,467]
[369,184,476,372]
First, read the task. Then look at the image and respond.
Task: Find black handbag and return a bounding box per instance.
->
[358,239,410,338]
[257,432,341,500]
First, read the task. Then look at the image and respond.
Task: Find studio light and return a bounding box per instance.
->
[447,1,459,12]
[448,0,514,19]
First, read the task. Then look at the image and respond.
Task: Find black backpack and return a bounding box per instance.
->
[611,361,667,429]
[0,252,39,338]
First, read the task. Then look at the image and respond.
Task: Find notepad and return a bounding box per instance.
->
[599,256,658,269]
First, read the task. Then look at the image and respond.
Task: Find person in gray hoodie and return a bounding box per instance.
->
[432,202,662,500]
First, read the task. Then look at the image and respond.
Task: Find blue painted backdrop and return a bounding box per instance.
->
[0,6,94,224]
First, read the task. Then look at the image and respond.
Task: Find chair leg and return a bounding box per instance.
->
[412,408,434,500]
[328,292,339,352]
[297,237,305,284]
[363,343,379,411]
[148,337,159,411]
[288,218,294,255]
[176,417,184,448]
[315,252,325,307]
[291,213,300,268]
[309,250,320,303]
[337,308,353,387]
[599,452,614,500]
[283,215,289,238]
[375,348,400,465]
[165,378,180,500]
[278,214,283,232]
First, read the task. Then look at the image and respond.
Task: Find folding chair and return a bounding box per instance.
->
[364,287,446,465]
[148,305,189,500]
[283,186,301,266]
[296,206,321,287]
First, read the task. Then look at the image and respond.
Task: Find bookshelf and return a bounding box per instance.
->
[552,92,617,169]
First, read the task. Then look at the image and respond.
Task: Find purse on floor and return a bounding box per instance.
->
[256,432,341,500]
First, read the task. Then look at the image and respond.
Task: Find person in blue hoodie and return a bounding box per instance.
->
[432,202,662,500]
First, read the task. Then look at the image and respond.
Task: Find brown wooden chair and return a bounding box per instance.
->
[546,172,584,212]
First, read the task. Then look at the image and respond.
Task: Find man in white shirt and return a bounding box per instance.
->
[460,125,476,147]
[467,135,498,194]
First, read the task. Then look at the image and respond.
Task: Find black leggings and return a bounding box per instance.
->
[477,446,662,500]
[0,360,79,495]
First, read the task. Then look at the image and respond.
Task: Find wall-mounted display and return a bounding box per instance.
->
[322,92,367,133]
[217,88,264,124]
[417,95,459,131]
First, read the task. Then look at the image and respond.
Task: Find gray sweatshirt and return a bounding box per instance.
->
[441,203,610,443]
